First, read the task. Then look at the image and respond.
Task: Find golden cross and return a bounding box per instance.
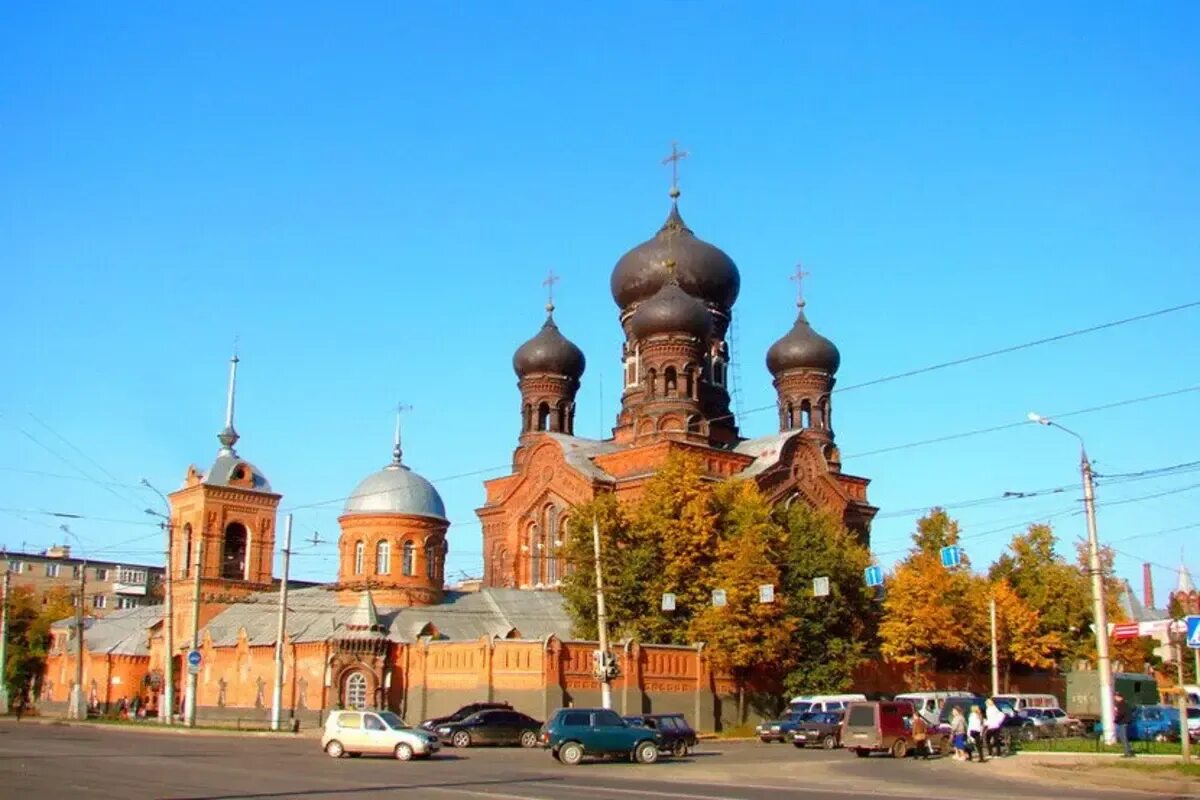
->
[542,269,560,311]
[790,262,810,307]
[662,141,689,197]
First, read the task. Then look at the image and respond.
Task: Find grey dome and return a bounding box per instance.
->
[630,281,713,340]
[512,313,585,379]
[203,453,273,492]
[611,205,741,310]
[766,307,841,375]
[343,463,447,520]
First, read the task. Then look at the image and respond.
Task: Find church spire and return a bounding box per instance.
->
[391,403,411,467]
[216,350,240,455]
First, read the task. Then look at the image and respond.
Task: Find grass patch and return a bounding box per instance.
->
[713,723,760,739]
[73,717,281,733]
[1108,761,1200,778]
[1021,737,1186,756]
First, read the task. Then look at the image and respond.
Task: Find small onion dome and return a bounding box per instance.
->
[630,280,713,340]
[343,462,447,520]
[611,204,740,310]
[766,305,841,376]
[512,310,586,379]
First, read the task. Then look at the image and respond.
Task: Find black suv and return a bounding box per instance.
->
[541,707,662,765]
[623,713,698,757]
[419,702,512,731]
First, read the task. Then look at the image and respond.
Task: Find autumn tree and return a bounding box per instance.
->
[982,578,1061,686]
[4,585,73,709]
[776,503,875,696]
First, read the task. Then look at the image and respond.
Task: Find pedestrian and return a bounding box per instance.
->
[950,706,968,761]
[118,696,128,720]
[967,704,986,762]
[1114,692,1134,758]
[984,698,1006,757]
[911,713,930,759]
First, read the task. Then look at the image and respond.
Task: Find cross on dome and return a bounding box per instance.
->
[662,141,689,201]
[542,268,560,314]
[790,262,811,309]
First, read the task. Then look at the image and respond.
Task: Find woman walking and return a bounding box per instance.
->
[950,706,968,761]
[967,704,986,762]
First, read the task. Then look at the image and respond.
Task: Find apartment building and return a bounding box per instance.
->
[2,545,163,615]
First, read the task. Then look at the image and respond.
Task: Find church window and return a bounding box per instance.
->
[624,358,636,388]
[664,366,677,396]
[522,403,532,433]
[687,415,702,434]
[537,403,551,432]
[785,402,795,430]
[556,401,568,433]
[800,400,812,429]
[181,523,193,579]
[647,368,657,396]
[426,542,437,579]
[402,541,415,576]
[712,358,726,387]
[684,366,695,398]
[344,671,368,711]
[221,522,248,580]
[375,540,390,575]
[353,541,365,576]
[529,525,541,586]
[821,396,831,429]
[546,506,559,585]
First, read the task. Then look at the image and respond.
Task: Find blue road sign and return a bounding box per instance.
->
[1186,616,1200,649]
[940,545,961,569]
[864,566,883,587]
[187,649,202,668]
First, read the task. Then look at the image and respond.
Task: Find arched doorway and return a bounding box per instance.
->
[222,522,248,580]
[344,671,368,711]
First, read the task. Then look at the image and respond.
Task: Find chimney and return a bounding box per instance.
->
[1143,562,1154,610]
[47,544,72,559]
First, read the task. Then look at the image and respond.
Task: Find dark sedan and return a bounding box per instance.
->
[623,713,699,757]
[791,711,845,749]
[434,709,543,748]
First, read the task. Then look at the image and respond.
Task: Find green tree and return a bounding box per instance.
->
[776,503,875,695]
[4,585,73,709]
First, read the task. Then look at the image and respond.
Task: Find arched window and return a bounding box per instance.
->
[181,523,193,579]
[545,506,560,584]
[537,402,551,431]
[647,368,657,396]
[816,398,827,430]
[821,396,832,430]
[556,401,568,433]
[353,541,365,575]
[664,366,678,396]
[426,542,437,579]
[684,366,695,398]
[522,403,532,433]
[785,403,795,430]
[560,516,573,577]
[221,522,248,580]
[402,541,415,576]
[800,399,812,429]
[529,524,541,586]
[375,540,390,575]
[344,671,368,711]
[687,415,702,434]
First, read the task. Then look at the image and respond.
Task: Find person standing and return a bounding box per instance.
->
[967,705,987,762]
[984,698,1007,757]
[1114,692,1134,758]
[911,713,930,759]
[950,707,969,761]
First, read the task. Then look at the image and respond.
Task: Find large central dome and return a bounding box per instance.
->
[343,462,447,520]
[611,204,740,310]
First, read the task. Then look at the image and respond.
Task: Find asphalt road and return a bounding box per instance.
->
[0,721,1157,800]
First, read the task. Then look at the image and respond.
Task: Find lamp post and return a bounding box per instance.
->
[141,479,176,726]
[1028,412,1114,744]
[59,525,89,720]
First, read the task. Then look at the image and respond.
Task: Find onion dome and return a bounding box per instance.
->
[630,279,713,340]
[343,433,447,520]
[512,307,586,379]
[611,203,740,310]
[766,303,841,376]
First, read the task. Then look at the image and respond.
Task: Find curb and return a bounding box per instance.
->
[1028,762,1200,797]
[0,717,315,739]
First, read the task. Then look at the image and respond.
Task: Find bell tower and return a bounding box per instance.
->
[167,353,281,636]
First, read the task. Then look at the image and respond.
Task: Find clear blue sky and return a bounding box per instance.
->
[2,3,1197,601]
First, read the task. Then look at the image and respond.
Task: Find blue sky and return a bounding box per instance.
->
[2,3,1197,601]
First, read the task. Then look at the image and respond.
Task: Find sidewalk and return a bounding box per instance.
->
[0,715,318,739]
[1001,752,1200,797]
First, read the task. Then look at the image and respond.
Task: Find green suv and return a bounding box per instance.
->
[540,707,663,765]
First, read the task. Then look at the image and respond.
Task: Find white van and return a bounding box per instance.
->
[788,693,867,714]
[893,691,975,725]
[991,693,1060,712]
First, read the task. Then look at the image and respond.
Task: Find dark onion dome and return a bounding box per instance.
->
[766,305,841,376]
[630,280,713,340]
[512,308,586,379]
[611,204,741,310]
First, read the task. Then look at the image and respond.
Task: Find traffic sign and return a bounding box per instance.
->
[1111,622,1141,640]
[712,589,727,607]
[186,649,202,675]
[940,545,961,569]
[1186,616,1200,649]
[864,566,883,588]
[813,576,830,597]
[661,592,676,612]
[758,584,775,604]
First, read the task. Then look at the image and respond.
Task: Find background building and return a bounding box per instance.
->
[2,546,162,615]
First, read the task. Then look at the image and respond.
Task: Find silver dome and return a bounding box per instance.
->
[343,463,447,520]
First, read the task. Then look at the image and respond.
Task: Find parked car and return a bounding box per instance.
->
[622,713,698,757]
[540,707,663,765]
[419,701,513,731]
[893,691,975,726]
[788,694,866,714]
[791,710,845,749]
[1021,707,1082,738]
[322,710,441,761]
[842,701,918,758]
[756,711,812,743]
[434,708,543,748]
[1128,705,1187,742]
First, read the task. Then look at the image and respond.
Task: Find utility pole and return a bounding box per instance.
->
[142,479,176,726]
[990,596,1000,696]
[68,557,88,719]
[184,526,204,728]
[271,514,293,731]
[592,516,612,710]
[0,570,10,712]
[1177,629,1192,764]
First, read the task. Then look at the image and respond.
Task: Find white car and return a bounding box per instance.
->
[322,710,442,760]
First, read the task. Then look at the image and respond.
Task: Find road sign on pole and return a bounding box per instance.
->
[1111,622,1141,640]
[186,649,202,675]
[864,566,883,588]
[940,545,961,569]
[661,593,676,612]
[1186,616,1200,649]
[813,576,830,597]
[758,584,775,604]
[712,589,727,608]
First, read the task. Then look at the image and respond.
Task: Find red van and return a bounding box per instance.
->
[841,701,917,758]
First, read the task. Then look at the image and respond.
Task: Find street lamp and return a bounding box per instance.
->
[141,478,176,726]
[59,525,89,721]
[1028,412,1115,744]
